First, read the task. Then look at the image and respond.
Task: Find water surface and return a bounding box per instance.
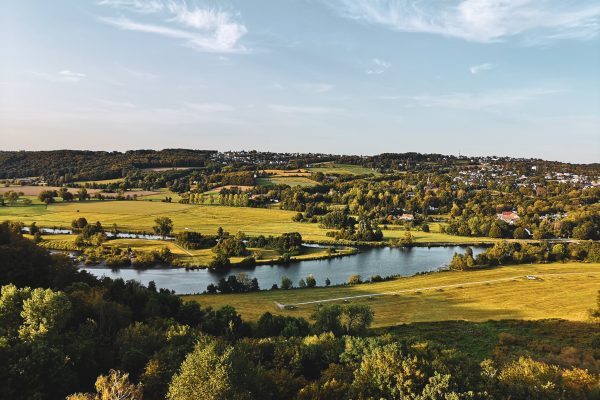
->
[81,246,485,294]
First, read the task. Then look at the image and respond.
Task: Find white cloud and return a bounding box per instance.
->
[469,63,494,74]
[32,70,86,83]
[366,58,391,74]
[98,0,248,53]
[381,88,562,110]
[97,0,165,13]
[332,0,600,43]
[268,104,343,114]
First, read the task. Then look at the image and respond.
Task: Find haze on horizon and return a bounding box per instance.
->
[1,0,599,163]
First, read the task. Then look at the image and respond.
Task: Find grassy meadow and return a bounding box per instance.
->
[184,262,600,328]
[307,162,381,176]
[0,200,498,244]
[1,202,495,243]
[256,176,317,187]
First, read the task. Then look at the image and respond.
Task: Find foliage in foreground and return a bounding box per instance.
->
[1,221,599,400]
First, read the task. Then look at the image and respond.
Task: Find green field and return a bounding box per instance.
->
[137,189,183,202]
[184,262,600,327]
[1,201,502,245]
[73,178,125,185]
[256,176,317,187]
[307,163,381,176]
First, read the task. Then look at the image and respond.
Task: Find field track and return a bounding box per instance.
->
[278,271,599,308]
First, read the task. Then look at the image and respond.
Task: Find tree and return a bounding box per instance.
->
[281,276,293,290]
[305,275,316,288]
[573,221,596,240]
[167,340,258,400]
[513,226,529,239]
[4,190,21,205]
[352,343,464,399]
[72,217,88,229]
[488,223,504,239]
[311,304,343,336]
[77,187,88,201]
[58,187,74,202]
[341,304,373,335]
[154,217,174,239]
[399,232,414,246]
[347,274,362,285]
[67,369,143,400]
[38,190,56,205]
[17,287,71,342]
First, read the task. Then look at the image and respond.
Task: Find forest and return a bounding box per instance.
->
[1,221,599,400]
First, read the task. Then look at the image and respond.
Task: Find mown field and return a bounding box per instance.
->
[184,262,600,328]
[0,201,496,243]
[256,176,316,187]
[72,178,125,185]
[307,163,381,176]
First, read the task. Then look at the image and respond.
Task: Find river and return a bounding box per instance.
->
[80,246,486,294]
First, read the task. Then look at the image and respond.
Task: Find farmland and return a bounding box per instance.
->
[256,169,317,187]
[256,176,316,187]
[184,262,600,327]
[307,162,382,176]
[0,200,497,244]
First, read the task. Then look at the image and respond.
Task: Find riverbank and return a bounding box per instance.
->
[78,246,487,294]
[34,234,358,268]
[182,262,600,328]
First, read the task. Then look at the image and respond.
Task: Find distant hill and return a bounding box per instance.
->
[0,149,217,180]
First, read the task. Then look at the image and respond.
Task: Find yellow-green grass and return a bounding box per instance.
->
[31,234,79,251]
[0,201,500,244]
[382,223,498,244]
[307,163,381,176]
[184,262,600,327]
[256,176,317,187]
[73,178,125,185]
[136,189,183,202]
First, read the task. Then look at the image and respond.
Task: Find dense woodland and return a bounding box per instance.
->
[1,222,599,400]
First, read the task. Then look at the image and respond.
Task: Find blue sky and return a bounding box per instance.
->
[1,0,599,162]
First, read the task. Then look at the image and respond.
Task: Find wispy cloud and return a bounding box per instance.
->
[381,88,562,110]
[332,0,600,44]
[268,104,344,114]
[469,63,494,74]
[32,70,86,83]
[366,58,391,74]
[98,0,248,53]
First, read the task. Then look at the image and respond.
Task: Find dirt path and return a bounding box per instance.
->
[173,243,193,257]
[277,272,598,308]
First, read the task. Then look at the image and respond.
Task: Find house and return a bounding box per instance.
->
[397,213,414,222]
[497,211,520,224]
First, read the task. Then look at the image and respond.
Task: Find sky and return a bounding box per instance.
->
[1,0,599,163]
